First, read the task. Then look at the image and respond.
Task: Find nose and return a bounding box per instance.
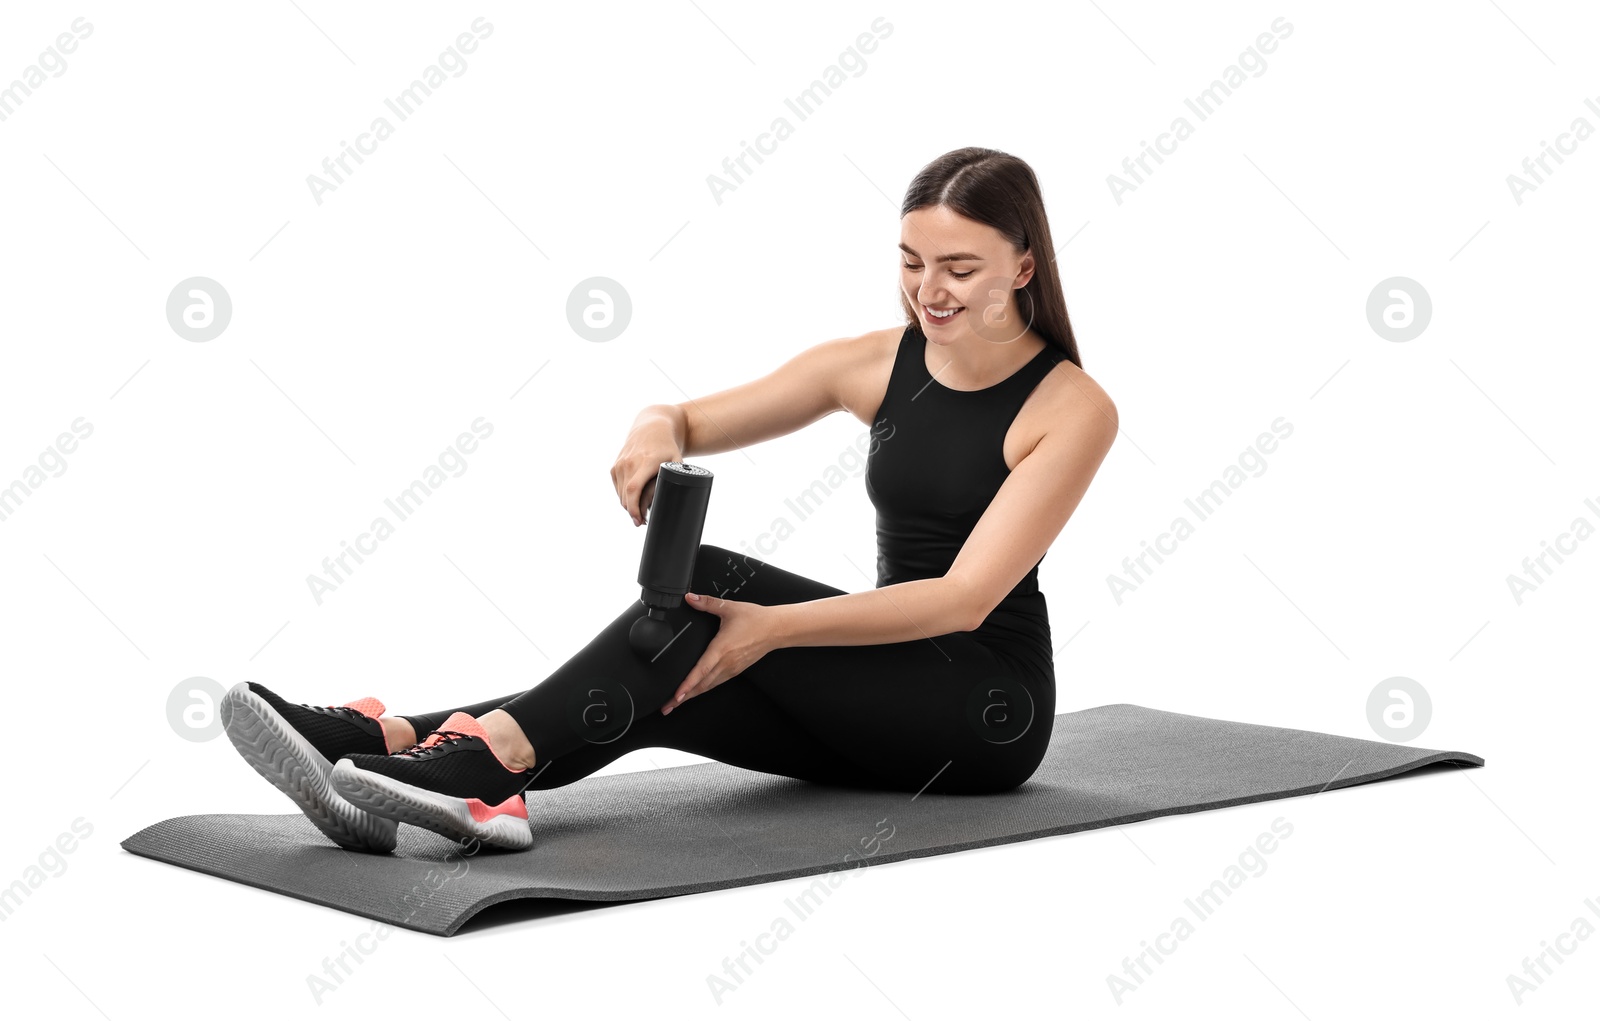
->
[914,280,946,309]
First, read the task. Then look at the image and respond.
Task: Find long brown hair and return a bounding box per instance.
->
[898,147,1082,369]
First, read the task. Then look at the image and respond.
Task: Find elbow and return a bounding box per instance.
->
[942,577,993,633]
[957,588,994,633]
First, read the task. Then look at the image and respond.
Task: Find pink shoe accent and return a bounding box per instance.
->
[340,697,386,719]
[419,712,527,774]
[467,793,530,822]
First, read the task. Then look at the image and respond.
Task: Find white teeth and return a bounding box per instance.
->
[928,306,960,318]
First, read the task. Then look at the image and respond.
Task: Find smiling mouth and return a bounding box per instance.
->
[922,305,965,325]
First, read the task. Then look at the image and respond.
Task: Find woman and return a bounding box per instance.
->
[222,146,1119,853]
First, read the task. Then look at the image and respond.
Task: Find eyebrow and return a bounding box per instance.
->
[898,243,984,263]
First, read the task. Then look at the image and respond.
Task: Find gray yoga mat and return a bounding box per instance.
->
[121,703,1483,937]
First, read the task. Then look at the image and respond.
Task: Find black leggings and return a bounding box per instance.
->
[399,544,1055,796]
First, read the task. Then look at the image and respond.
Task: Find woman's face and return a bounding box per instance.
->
[899,204,1036,347]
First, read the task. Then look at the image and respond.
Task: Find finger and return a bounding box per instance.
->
[664,675,695,714]
[631,474,653,525]
[626,479,646,526]
[682,668,707,702]
[678,676,704,706]
[667,659,717,714]
[686,592,717,613]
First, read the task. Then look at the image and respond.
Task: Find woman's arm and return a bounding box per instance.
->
[617,331,893,524]
[629,403,688,453]
[767,366,1119,650]
[653,329,894,459]
[664,576,976,713]
[769,575,978,649]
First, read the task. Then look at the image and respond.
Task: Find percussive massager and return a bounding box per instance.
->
[628,461,714,660]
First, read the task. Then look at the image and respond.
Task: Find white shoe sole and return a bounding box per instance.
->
[331,758,534,852]
[220,681,398,854]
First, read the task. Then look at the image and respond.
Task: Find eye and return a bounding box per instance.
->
[902,262,923,271]
[951,270,974,279]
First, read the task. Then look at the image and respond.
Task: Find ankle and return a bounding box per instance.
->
[478,710,538,771]
[378,716,416,754]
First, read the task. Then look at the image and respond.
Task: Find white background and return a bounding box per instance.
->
[1,1,1595,1016]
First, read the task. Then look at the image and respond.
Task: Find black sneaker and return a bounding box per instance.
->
[220,681,398,853]
[332,712,533,851]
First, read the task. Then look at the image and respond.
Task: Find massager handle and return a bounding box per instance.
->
[636,461,713,612]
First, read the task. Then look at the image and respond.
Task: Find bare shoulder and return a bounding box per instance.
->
[1028,353,1119,451]
[831,325,909,426]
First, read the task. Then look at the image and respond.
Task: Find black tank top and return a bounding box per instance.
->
[865,324,1063,677]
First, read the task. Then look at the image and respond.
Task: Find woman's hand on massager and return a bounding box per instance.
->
[613,421,683,527]
[661,592,778,714]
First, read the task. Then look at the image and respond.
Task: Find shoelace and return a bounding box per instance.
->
[299,702,368,723]
[400,729,474,757]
